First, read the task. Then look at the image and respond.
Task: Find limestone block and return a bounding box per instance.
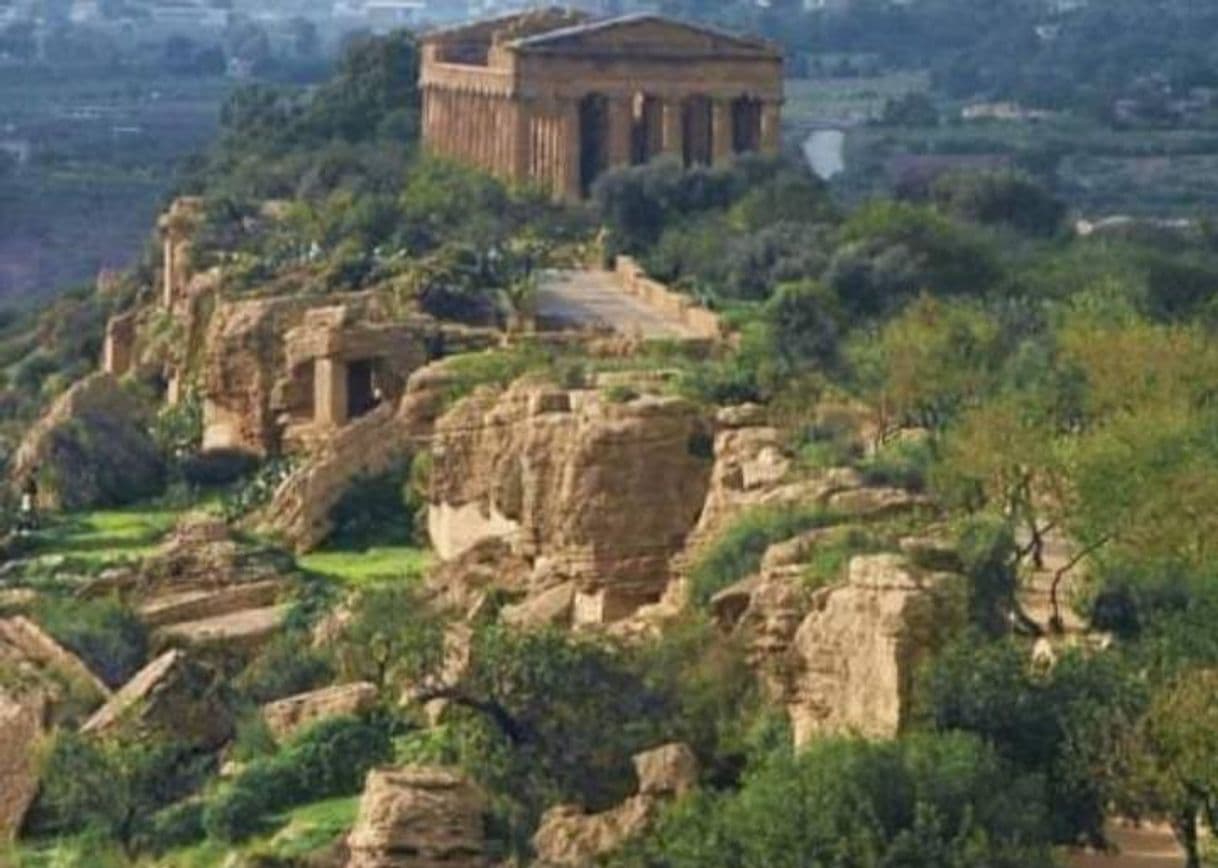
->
[346,767,488,868]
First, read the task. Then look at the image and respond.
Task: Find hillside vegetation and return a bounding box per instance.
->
[0,26,1216,868]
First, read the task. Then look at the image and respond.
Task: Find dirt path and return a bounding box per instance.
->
[1067,823,1187,867]
[533,268,699,339]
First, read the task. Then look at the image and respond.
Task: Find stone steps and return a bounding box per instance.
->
[138,580,285,628]
[153,604,291,652]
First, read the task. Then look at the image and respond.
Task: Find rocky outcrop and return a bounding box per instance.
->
[533,743,698,866]
[346,767,488,868]
[0,689,45,840]
[201,295,311,456]
[0,616,110,702]
[10,372,163,510]
[427,382,713,623]
[81,650,233,749]
[711,566,810,701]
[787,554,964,746]
[262,682,379,742]
[685,408,863,558]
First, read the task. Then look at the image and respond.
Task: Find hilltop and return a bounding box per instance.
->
[0,25,1213,868]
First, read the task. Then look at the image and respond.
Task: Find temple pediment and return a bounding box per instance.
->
[511,14,781,60]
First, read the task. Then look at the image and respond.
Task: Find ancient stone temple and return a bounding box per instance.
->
[419,8,784,201]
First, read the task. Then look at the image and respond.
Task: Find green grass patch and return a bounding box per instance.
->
[22,506,186,567]
[265,795,360,859]
[690,504,840,607]
[800,526,887,591]
[151,796,360,868]
[298,546,431,587]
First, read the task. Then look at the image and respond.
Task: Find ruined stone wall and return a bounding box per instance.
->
[613,256,725,340]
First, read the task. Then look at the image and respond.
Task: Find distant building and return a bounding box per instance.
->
[419,9,783,200]
[147,0,230,29]
[365,0,426,31]
[961,101,1054,123]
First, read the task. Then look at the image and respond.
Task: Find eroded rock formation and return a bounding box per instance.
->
[82,649,233,749]
[201,294,311,456]
[0,689,45,841]
[787,553,964,745]
[262,682,379,742]
[532,743,698,866]
[10,372,163,510]
[346,767,488,868]
[427,382,714,623]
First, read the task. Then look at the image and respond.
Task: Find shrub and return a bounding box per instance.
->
[34,596,148,688]
[235,633,335,704]
[615,733,1052,868]
[220,457,297,522]
[689,505,838,607]
[202,714,393,842]
[858,435,935,492]
[136,800,206,854]
[325,461,413,549]
[32,732,211,847]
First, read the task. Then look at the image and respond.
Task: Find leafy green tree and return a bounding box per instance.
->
[33,732,210,852]
[332,584,445,690]
[763,280,842,377]
[931,171,1065,237]
[849,294,1005,435]
[1119,671,1218,868]
[616,733,1052,867]
[920,635,1145,846]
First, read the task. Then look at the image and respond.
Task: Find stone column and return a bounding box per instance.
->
[162,236,176,308]
[102,312,136,377]
[760,100,781,154]
[661,97,684,162]
[559,98,581,201]
[513,102,531,182]
[607,96,634,168]
[315,357,348,428]
[712,99,733,165]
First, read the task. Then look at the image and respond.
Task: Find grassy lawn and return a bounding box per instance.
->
[18,496,226,570]
[299,545,432,587]
[22,506,183,567]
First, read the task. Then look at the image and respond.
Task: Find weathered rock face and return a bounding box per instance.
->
[81,649,233,749]
[346,767,488,868]
[427,383,713,622]
[262,682,379,742]
[10,372,163,510]
[711,566,809,702]
[787,554,963,746]
[201,295,310,456]
[533,743,698,866]
[686,408,863,557]
[0,616,110,700]
[0,689,45,841]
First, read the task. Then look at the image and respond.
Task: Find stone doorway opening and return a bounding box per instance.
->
[579,93,610,195]
[682,96,713,166]
[346,358,380,421]
[732,96,762,154]
[631,93,662,165]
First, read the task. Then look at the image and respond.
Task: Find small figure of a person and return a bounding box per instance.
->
[18,474,38,533]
